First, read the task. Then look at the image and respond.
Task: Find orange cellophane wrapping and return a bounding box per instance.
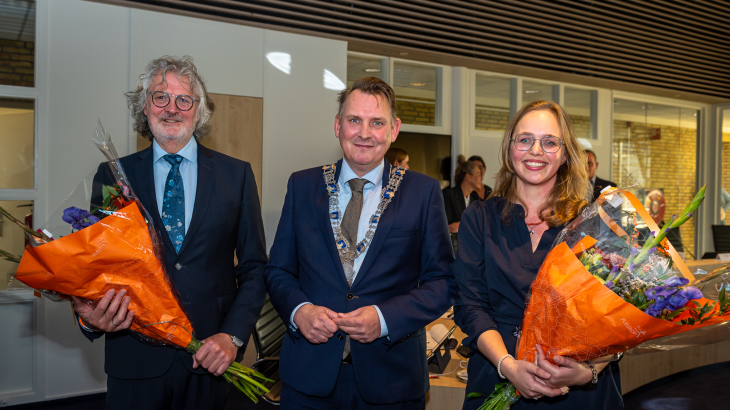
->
[516,236,726,365]
[14,202,193,349]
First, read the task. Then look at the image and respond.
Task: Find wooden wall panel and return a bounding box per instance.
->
[137,93,264,200]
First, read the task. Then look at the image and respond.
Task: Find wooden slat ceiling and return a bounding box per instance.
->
[111,0,730,99]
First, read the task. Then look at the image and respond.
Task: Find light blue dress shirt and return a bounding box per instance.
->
[152,138,198,233]
[290,159,389,338]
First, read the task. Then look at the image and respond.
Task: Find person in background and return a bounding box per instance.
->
[585,149,617,201]
[721,187,730,224]
[442,155,482,238]
[455,101,622,409]
[385,146,410,169]
[467,155,493,202]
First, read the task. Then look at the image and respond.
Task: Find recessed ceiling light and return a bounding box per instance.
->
[364,68,381,73]
[410,82,425,86]
[525,90,540,94]
[693,113,697,116]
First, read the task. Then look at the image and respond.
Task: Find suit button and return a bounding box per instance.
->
[346,293,354,300]
[174,263,182,270]
[338,334,343,340]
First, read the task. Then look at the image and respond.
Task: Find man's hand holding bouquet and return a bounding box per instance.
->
[0,121,271,402]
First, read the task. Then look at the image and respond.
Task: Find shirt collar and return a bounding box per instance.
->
[152,137,198,164]
[339,158,384,188]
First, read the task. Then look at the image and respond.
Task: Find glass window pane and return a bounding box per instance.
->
[722,109,730,225]
[522,80,555,106]
[0,97,34,189]
[564,87,594,140]
[0,0,36,88]
[393,62,438,126]
[347,54,383,86]
[612,98,699,259]
[474,74,510,132]
[0,200,33,291]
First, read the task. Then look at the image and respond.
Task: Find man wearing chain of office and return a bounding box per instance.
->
[265,77,456,409]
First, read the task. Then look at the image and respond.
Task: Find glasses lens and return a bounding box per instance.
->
[175,95,194,111]
[151,91,170,108]
[514,135,534,151]
[542,137,561,153]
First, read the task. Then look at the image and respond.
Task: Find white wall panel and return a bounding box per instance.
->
[262,30,346,249]
[130,8,264,99]
[0,298,34,396]
[44,0,132,398]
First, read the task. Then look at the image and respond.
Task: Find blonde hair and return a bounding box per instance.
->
[491,100,590,227]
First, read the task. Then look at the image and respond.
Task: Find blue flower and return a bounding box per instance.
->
[62,206,100,230]
[664,277,689,287]
[684,286,702,300]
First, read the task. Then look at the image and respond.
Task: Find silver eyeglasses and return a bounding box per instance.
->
[511,134,564,153]
[147,91,199,111]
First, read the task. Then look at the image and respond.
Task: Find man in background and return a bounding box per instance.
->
[73,55,267,410]
[585,149,617,201]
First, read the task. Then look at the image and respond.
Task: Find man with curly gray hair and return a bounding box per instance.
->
[74,55,267,410]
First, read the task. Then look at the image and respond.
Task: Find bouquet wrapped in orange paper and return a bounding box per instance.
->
[475,184,730,409]
[1,121,270,402]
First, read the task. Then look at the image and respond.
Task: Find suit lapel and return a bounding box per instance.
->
[351,161,397,289]
[134,148,176,255]
[176,145,214,257]
[316,159,349,287]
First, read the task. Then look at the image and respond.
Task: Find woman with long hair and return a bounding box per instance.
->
[454,101,622,409]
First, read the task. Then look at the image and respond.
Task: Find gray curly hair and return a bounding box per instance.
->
[125,55,214,141]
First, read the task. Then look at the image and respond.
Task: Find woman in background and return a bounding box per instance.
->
[468,155,493,202]
[442,155,483,236]
[454,100,622,409]
[384,147,410,169]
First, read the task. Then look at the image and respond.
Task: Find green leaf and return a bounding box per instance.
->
[663,308,686,320]
[467,392,484,398]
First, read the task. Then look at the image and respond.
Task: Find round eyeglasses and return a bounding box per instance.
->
[511,134,564,153]
[147,91,199,111]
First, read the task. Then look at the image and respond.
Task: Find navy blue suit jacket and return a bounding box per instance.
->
[265,160,456,404]
[83,144,267,380]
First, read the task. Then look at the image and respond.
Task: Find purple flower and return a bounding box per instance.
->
[631,248,639,256]
[664,277,689,287]
[667,291,688,310]
[647,247,657,254]
[646,304,663,317]
[62,206,100,231]
[684,286,702,300]
[605,281,614,290]
[650,231,656,237]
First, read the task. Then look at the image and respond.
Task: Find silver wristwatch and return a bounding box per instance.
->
[230,334,244,349]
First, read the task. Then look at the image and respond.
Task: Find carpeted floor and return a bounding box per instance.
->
[9,361,730,409]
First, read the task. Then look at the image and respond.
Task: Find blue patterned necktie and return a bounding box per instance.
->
[162,154,185,253]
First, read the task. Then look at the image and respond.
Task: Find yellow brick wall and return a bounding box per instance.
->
[0,39,34,87]
[475,106,509,131]
[722,139,730,225]
[396,99,435,126]
[612,120,697,259]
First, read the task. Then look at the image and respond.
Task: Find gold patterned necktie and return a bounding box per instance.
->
[340,178,366,360]
[340,178,367,286]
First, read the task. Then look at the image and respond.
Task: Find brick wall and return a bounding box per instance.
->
[569,114,591,140]
[612,120,698,259]
[0,39,34,87]
[722,140,730,225]
[396,99,435,126]
[475,106,509,131]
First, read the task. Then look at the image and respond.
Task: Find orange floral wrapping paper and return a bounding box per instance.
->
[515,235,725,365]
[14,201,193,349]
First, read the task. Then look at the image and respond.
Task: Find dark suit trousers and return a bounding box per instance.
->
[106,353,229,410]
[280,363,425,410]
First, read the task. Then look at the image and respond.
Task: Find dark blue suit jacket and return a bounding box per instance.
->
[83,144,267,380]
[265,160,456,404]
